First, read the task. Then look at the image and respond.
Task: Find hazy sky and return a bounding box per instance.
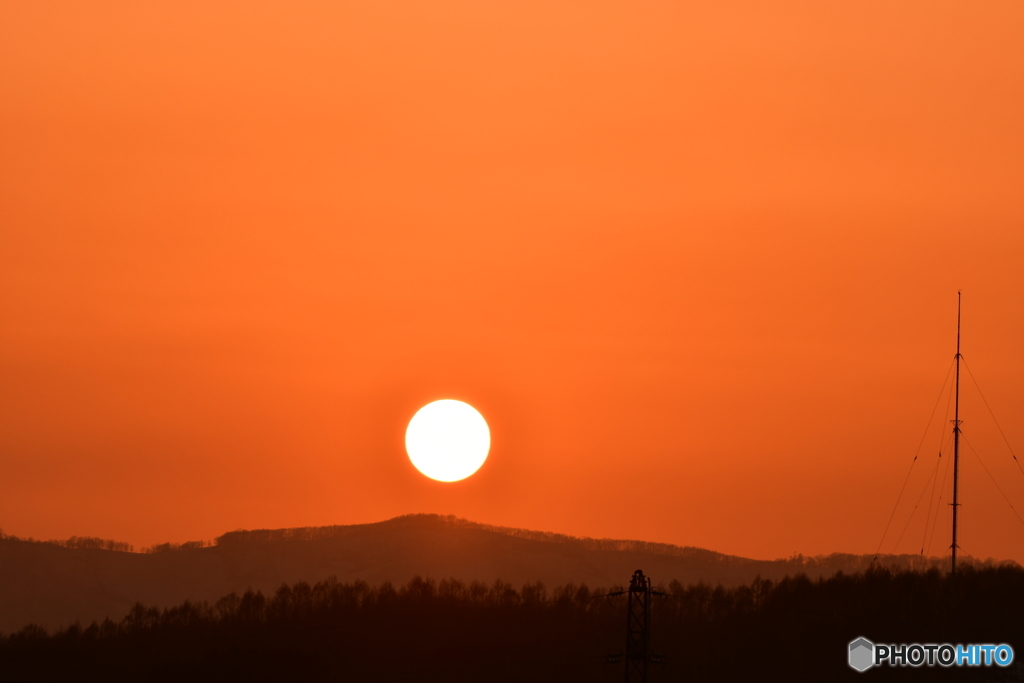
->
[2,1,1023,562]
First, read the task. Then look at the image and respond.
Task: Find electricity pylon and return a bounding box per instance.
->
[605,570,666,681]
[625,569,652,682]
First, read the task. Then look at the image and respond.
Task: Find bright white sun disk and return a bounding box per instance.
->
[405,400,490,482]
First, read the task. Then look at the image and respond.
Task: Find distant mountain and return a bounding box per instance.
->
[0,514,1008,634]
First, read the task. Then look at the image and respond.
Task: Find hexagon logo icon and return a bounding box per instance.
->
[849,637,874,672]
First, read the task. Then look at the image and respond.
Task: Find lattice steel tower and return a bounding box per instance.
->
[625,569,652,682]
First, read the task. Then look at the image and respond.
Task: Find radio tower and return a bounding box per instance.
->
[624,569,652,682]
[951,291,962,574]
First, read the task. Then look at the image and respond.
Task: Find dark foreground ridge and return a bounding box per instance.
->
[0,514,1013,635]
[2,566,1023,682]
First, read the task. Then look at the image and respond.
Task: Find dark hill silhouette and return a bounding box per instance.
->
[0,514,1011,634]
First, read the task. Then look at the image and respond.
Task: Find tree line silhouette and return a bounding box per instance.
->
[2,565,1022,682]
[3,515,1011,573]
[211,515,1006,576]
[0,529,135,553]
[0,528,214,554]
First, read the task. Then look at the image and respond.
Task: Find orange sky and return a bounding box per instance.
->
[2,1,1023,564]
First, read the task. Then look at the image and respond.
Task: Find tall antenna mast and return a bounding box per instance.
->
[951,291,962,574]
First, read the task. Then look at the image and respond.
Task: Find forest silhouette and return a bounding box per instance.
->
[2,564,1023,682]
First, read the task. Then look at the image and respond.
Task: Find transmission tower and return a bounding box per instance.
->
[606,569,666,681]
[625,569,652,683]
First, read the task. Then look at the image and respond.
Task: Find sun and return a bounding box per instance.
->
[405,400,490,482]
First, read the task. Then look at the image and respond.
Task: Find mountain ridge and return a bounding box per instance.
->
[0,513,1013,634]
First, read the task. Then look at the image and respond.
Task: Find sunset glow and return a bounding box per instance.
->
[3,5,1024,679]
[0,1,1021,565]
